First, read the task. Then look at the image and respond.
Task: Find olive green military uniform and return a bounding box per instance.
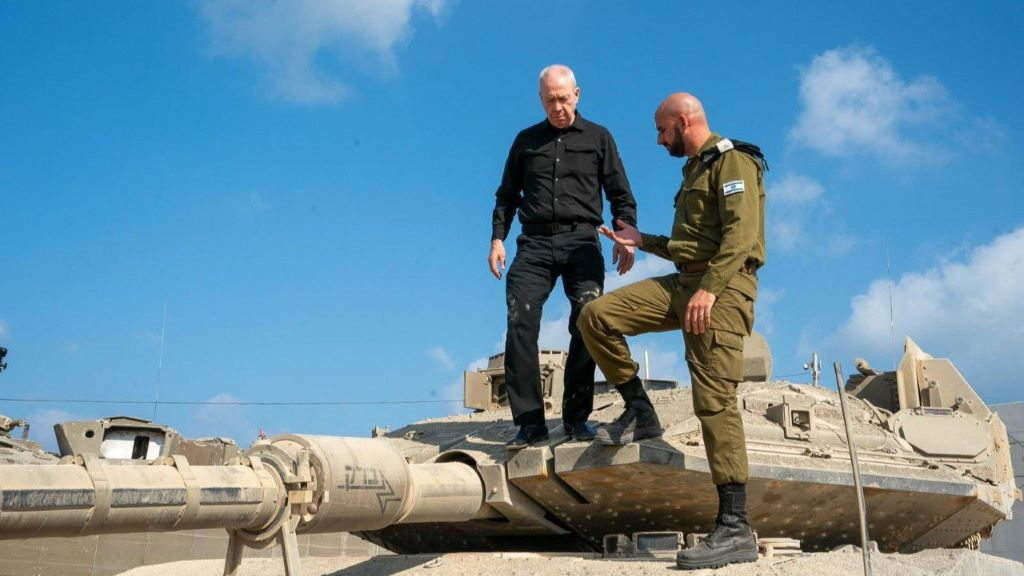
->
[578,133,765,485]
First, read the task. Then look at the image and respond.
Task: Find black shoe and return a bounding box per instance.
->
[676,483,758,570]
[564,420,597,441]
[594,377,662,445]
[506,424,549,450]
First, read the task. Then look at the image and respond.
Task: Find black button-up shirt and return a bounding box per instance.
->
[491,113,637,240]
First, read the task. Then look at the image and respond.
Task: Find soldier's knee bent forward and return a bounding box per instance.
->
[576,298,605,338]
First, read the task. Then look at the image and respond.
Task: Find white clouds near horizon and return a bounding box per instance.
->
[197,0,445,105]
[790,46,949,163]
[192,393,256,442]
[834,226,1024,400]
[426,346,455,370]
[0,320,8,340]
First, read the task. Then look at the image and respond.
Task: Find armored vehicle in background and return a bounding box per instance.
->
[0,336,1018,575]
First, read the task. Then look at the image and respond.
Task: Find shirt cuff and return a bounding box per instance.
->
[697,270,730,296]
[638,233,667,255]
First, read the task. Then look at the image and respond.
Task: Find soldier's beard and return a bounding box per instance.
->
[669,125,687,157]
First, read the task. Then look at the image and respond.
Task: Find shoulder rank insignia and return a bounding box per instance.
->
[699,138,769,172]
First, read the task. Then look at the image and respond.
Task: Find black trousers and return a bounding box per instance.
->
[505,228,604,427]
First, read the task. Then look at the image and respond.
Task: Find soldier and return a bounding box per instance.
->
[489,65,638,449]
[577,92,766,569]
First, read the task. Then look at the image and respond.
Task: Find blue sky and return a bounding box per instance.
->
[2,1,1022,449]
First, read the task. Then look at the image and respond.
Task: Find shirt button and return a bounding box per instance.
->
[557,138,562,143]
[555,177,559,182]
[556,157,560,163]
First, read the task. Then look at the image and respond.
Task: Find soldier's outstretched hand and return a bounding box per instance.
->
[599,219,643,248]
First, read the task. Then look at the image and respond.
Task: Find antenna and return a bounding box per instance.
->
[153,303,167,420]
[803,352,821,387]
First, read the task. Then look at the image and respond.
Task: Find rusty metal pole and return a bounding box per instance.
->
[833,362,872,576]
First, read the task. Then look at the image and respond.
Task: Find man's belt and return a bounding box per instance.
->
[675,260,709,273]
[521,222,594,236]
[675,259,761,275]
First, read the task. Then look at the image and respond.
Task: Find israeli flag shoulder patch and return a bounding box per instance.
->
[722,180,745,196]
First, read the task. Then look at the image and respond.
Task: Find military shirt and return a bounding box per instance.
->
[640,133,766,296]
[491,113,637,241]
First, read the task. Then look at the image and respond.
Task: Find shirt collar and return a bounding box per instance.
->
[683,132,722,172]
[695,132,722,158]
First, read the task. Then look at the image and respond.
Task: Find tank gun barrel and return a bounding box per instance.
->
[0,435,485,542]
[0,456,281,537]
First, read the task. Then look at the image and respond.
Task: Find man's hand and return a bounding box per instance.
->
[611,243,635,275]
[684,289,717,334]
[488,239,506,279]
[598,219,643,248]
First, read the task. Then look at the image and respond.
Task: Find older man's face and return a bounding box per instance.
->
[539,74,579,130]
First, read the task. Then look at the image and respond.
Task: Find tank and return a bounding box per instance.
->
[0,336,1019,576]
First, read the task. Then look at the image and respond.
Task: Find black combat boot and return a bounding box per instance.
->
[676,483,758,570]
[594,376,662,445]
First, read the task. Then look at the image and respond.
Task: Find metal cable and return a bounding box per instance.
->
[0,397,463,406]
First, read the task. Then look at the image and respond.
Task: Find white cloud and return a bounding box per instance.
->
[771,219,803,251]
[834,226,1024,400]
[197,0,445,105]
[426,346,455,370]
[0,320,9,340]
[192,393,256,443]
[769,173,825,251]
[773,173,824,205]
[766,173,855,255]
[790,46,949,162]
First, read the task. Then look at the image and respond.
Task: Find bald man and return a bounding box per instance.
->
[490,65,638,449]
[578,93,766,569]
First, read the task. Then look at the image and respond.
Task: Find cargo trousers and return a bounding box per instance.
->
[505,227,604,428]
[577,270,756,485]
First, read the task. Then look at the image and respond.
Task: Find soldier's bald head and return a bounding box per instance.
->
[655,93,711,157]
[657,93,706,126]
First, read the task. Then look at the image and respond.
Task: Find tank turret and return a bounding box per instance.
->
[0,335,1019,575]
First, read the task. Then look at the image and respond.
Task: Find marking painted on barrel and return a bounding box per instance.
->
[339,465,402,515]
